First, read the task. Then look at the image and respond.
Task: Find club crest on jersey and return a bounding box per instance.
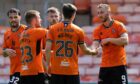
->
[112,28,116,33]
[100,32,103,35]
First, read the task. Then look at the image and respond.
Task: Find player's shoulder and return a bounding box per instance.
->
[49,22,62,30]
[20,24,27,29]
[71,23,84,32]
[113,20,126,31]
[4,28,11,34]
[114,20,125,27]
[33,27,46,31]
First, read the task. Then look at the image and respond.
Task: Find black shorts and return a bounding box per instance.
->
[20,73,48,84]
[98,65,128,84]
[49,74,80,84]
[9,72,20,84]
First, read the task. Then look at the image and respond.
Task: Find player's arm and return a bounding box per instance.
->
[101,33,128,46]
[109,33,128,45]
[2,48,16,57]
[92,40,100,49]
[79,43,98,55]
[2,33,16,57]
[45,40,52,69]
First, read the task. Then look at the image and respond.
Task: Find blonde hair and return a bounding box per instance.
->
[97,4,111,12]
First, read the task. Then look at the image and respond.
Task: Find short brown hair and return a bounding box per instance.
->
[7,8,21,17]
[62,3,77,19]
[47,7,60,15]
[25,10,40,24]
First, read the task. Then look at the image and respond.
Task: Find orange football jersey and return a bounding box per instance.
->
[3,24,26,75]
[20,27,47,76]
[92,20,127,67]
[48,22,85,75]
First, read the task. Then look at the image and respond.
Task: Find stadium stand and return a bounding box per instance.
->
[0,0,140,83]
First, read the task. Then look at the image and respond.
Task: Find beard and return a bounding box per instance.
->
[51,19,58,25]
[102,16,108,22]
[10,21,19,28]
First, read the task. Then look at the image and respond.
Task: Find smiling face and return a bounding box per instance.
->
[8,12,21,28]
[47,11,60,25]
[97,4,110,22]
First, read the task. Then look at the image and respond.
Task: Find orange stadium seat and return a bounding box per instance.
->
[134,77,140,82]
[111,14,127,24]
[91,4,98,16]
[109,4,119,14]
[74,0,90,13]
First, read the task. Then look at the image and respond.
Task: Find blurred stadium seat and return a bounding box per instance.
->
[1,0,140,83]
[124,0,140,4]
[74,0,90,13]
[107,0,124,4]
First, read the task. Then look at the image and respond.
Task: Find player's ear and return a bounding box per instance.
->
[19,16,21,20]
[59,14,63,21]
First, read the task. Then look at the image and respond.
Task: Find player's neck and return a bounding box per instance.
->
[27,24,36,28]
[103,17,113,27]
[11,25,20,32]
[64,19,72,23]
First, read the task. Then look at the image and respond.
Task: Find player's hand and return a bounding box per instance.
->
[42,49,46,56]
[3,49,16,57]
[101,38,111,45]
[46,66,51,77]
[91,48,98,56]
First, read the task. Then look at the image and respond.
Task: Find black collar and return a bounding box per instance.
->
[103,20,114,28]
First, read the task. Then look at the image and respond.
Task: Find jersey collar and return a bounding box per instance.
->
[102,19,114,29]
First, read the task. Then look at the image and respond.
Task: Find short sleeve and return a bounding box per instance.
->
[35,28,47,39]
[117,23,127,36]
[92,28,100,41]
[3,32,8,49]
[42,30,48,49]
[47,28,54,42]
[78,30,85,44]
